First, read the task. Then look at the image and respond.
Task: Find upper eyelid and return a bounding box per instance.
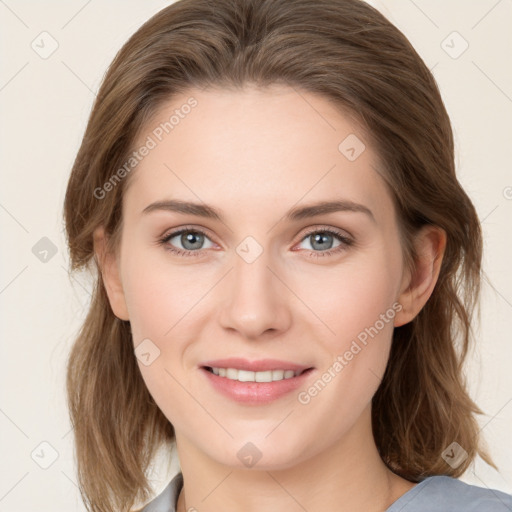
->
[301,226,352,239]
[162,225,216,243]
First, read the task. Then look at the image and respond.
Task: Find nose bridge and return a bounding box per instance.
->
[233,241,274,293]
[219,236,290,338]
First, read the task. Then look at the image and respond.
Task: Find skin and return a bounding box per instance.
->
[94,84,446,512]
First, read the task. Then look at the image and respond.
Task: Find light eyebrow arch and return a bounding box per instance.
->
[141,198,375,223]
[142,199,223,220]
[285,200,375,223]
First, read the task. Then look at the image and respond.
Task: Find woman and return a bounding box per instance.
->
[63,0,512,511]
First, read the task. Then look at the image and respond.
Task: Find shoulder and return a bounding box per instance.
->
[387,475,512,512]
[136,472,183,512]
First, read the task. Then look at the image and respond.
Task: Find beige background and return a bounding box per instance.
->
[0,0,511,510]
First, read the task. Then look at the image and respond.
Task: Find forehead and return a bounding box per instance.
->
[123,85,391,222]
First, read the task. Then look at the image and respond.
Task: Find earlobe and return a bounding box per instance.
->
[93,226,130,321]
[394,225,447,327]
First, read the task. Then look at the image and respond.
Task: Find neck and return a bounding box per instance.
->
[174,405,416,512]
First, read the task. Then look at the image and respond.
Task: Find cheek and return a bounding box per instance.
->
[294,263,399,434]
[121,245,207,344]
[296,243,402,402]
[297,250,402,342]
[120,250,206,425]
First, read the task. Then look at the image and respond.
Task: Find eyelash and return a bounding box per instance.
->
[157,225,354,259]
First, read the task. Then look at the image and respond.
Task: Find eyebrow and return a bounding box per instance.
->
[142,199,375,223]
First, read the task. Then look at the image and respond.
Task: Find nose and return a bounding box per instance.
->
[218,246,292,340]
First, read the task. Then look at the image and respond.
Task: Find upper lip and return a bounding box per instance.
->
[201,358,313,373]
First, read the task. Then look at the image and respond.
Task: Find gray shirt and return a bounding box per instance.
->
[140,472,512,511]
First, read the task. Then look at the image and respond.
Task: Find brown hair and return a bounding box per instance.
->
[63,0,495,510]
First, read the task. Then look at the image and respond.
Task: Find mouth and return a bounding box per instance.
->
[199,358,316,404]
[201,365,313,383]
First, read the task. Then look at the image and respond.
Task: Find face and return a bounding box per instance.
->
[103,84,414,470]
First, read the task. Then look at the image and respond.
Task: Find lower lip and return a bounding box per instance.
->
[200,367,315,405]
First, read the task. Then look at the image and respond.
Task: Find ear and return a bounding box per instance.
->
[394,225,447,327]
[93,226,130,321]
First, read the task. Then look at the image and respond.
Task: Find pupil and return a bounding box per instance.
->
[182,232,203,250]
[312,233,332,250]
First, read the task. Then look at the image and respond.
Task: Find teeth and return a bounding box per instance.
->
[209,367,301,382]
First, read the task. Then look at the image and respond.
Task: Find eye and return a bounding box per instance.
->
[295,228,353,258]
[158,227,215,257]
[157,226,354,258]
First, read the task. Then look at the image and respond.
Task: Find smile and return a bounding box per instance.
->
[204,367,307,382]
[200,361,316,404]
